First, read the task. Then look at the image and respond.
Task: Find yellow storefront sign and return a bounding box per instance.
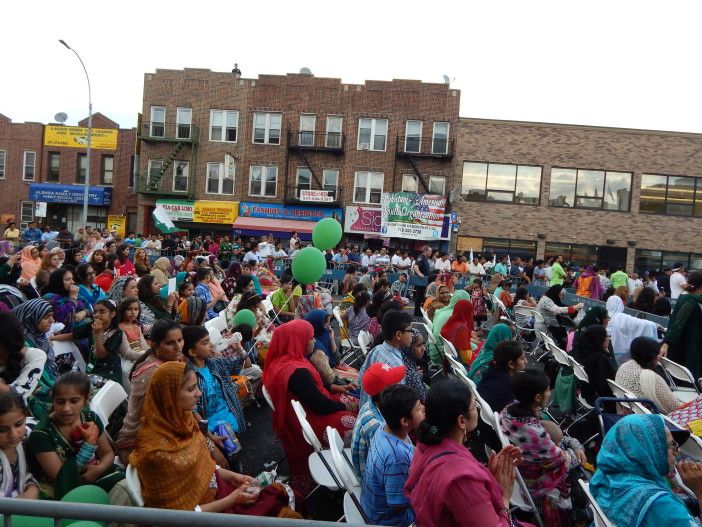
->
[108,215,126,237]
[193,201,239,224]
[44,126,118,150]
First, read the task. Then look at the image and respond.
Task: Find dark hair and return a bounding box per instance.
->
[378,384,419,432]
[0,314,28,384]
[510,369,549,416]
[351,283,367,298]
[116,244,130,264]
[353,291,370,314]
[238,291,262,313]
[687,270,702,292]
[194,267,211,284]
[94,299,119,330]
[130,319,182,378]
[602,286,615,302]
[53,371,91,400]
[74,263,93,284]
[178,279,194,294]
[235,275,254,294]
[232,323,253,343]
[104,253,118,272]
[46,268,73,296]
[492,341,524,370]
[372,278,390,294]
[630,336,661,369]
[514,286,529,302]
[117,297,141,324]
[380,309,412,341]
[632,287,656,313]
[0,388,27,417]
[651,296,672,317]
[345,267,355,276]
[182,325,209,356]
[416,379,471,445]
[137,275,167,311]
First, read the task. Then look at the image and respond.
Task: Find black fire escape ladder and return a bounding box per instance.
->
[407,155,430,193]
[148,141,184,191]
[296,147,325,189]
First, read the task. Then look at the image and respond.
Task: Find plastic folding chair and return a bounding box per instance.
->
[357,330,372,357]
[261,384,275,411]
[455,372,497,431]
[422,323,437,346]
[565,355,599,445]
[578,479,615,527]
[440,335,458,358]
[420,307,432,327]
[125,464,144,507]
[90,380,128,428]
[661,357,700,402]
[53,340,86,372]
[545,339,571,368]
[326,426,369,524]
[605,379,638,412]
[204,314,228,334]
[446,353,468,378]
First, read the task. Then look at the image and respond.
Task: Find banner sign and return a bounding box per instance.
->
[28,184,112,206]
[34,202,47,218]
[344,206,382,234]
[108,215,126,237]
[300,189,334,203]
[44,126,118,150]
[155,199,194,222]
[239,202,342,222]
[380,192,447,240]
[193,201,238,224]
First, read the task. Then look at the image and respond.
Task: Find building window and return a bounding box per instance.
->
[354,171,383,204]
[432,122,449,154]
[76,153,87,184]
[47,152,60,182]
[548,168,632,211]
[206,162,234,195]
[147,159,163,187]
[323,169,339,199]
[429,176,446,195]
[457,237,536,260]
[176,107,192,140]
[22,151,36,181]
[150,106,165,137]
[296,167,311,198]
[404,121,422,153]
[326,116,343,148]
[252,112,281,145]
[402,174,418,192]
[172,161,189,192]
[462,162,541,204]
[209,110,239,142]
[20,202,34,225]
[299,115,316,146]
[635,249,702,274]
[0,150,5,179]
[640,173,701,217]
[101,155,114,185]
[357,118,388,151]
[249,165,277,197]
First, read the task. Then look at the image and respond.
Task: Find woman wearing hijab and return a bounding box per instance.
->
[262,320,357,492]
[430,289,471,365]
[19,245,41,282]
[467,323,513,383]
[42,268,89,336]
[440,299,475,365]
[107,275,139,305]
[590,414,701,527]
[304,309,359,391]
[661,270,702,380]
[535,285,584,349]
[221,262,242,300]
[149,257,171,288]
[568,305,610,352]
[573,265,603,300]
[401,328,427,403]
[177,296,207,326]
[424,284,450,321]
[606,293,658,365]
[570,324,615,405]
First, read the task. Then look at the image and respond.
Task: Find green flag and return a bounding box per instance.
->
[152,205,179,234]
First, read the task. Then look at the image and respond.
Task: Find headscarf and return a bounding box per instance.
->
[578,305,609,330]
[19,246,41,281]
[544,284,565,307]
[440,299,474,352]
[401,328,427,402]
[150,257,170,288]
[431,289,471,356]
[572,324,608,362]
[468,323,513,381]
[226,261,242,280]
[129,362,215,510]
[607,294,657,363]
[172,254,185,269]
[305,309,335,366]
[177,296,205,326]
[583,266,604,299]
[12,298,57,376]
[606,294,624,317]
[107,276,135,304]
[486,274,501,294]
[590,414,684,526]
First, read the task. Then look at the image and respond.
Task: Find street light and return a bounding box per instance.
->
[59,39,92,228]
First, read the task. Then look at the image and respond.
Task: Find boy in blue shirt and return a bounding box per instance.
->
[361,384,424,526]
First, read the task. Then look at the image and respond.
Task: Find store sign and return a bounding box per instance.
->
[344,206,382,234]
[300,189,334,203]
[380,192,446,240]
[44,125,118,150]
[34,202,47,218]
[28,184,112,206]
[108,215,126,237]
[155,199,194,222]
[239,202,342,222]
[193,201,239,224]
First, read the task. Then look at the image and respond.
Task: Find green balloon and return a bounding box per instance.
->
[233,308,257,328]
[291,247,327,285]
[61,485,109,527]
[10,517,52,527]
[312,218,342,251]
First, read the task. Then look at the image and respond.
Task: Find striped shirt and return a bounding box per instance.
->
[351,401,385,478]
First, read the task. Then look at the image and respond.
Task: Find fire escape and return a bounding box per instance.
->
[395,135,454,193]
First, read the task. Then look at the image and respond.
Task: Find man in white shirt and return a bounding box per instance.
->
[670,264,688,300]
[258,235,275,258]
[468,257,486,276]
[393,250,412,272]
[374,247,391,270]
[391,250,403,270]
[271,242,288,260]
[289,242,301,260]
[627,273,643,295]
[433,252,452,272]
[243,245,260,263]
[361,249,373,268]
[289,231,300,252]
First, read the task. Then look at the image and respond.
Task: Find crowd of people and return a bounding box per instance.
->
[0,220,701,526]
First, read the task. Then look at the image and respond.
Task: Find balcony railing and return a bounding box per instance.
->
[287,130,345,152]
[135,173,191,197]
[141,122,199,143]
[395,136,454,158]
[285,185,343,204]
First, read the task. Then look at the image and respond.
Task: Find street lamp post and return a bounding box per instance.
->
[59,39,92,228]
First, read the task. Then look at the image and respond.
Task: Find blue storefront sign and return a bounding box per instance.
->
[239,202,343,222]
[28,184,112,206]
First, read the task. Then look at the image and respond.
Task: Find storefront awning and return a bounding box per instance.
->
[232,217,315,235]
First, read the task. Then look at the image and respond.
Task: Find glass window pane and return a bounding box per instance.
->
[402,175,418,192]
[549,168,576,207]
[666,176,695,216]
[297,168,311,186]
[211,111,222,127]
[487,163,516,192]
[462,162,487,201]
[429,176,445,194]
[300,115,315,131]
[323,170,338,187]
[327,116,342,133]
[486,190,514,202]
[515,166,541,204]
[576,170,605,208]
[371,172,384,190]
[639,174,667,214]
[375,119,388,136]
[226,112,237,127]
[270,114,281,129]
[603,171,632,211]
[662,252,690,271]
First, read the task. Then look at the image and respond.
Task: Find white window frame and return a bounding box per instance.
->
[296,167,312,198]
[325,116,343,148]
[101,155,114,185]
[405,120,422,153]
[206,162,235,195]
[322,169,339,196]
[402,174,419,192]
[0,150,6,179]
[299,114,316,146]
[357,118,388,151]
[150,106,166,137]
[429,176,446,195]
[22,150,36,181]
[249,165,278,197]
[176,107,192,140]
[20,201,34,226]
[353,171,384,204]
[209,109,239,142]
[252,112,282,145]
[432,122,450,154]
[147,159,163,187]
[172,161,189,192]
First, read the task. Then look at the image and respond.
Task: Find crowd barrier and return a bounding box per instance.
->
[563,291,669,328]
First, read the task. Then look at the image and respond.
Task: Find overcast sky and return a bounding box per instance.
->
[3,1,702,133]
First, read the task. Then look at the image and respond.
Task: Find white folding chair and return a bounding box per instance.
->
[513,305,538,351]
[578,479,615,527]
[605,378,638,412]
[440,335,458,358]
[661,357,700,402]
[545,340,571,368]
[566,355,599,445]
[326,426,369,525]
[422,323,437,346]
[262,384,275,411]
[333,306,358,361]
[420,307,432,327]
[446,353,468,378]
[90,380,128,427]
[661,414,702,462]
[456,372,497,431]
[205,314,228,334]
[357,330,372,357]
[53,340,86,372]
[125,464,144,507]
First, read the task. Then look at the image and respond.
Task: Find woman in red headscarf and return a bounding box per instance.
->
[440,299,475,366]
[262,320,358,491]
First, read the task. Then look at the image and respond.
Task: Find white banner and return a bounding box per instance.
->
[34,202,47,217]
[300,189,334,203]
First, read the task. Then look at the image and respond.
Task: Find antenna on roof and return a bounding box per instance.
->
[54,112,68,124]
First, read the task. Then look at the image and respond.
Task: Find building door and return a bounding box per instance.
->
[597,246,627,271]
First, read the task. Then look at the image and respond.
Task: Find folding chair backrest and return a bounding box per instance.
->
[579,479,616,527]
[446,353,467,377]
[661,414,702,461]
[460,373,496,430]
[661,357,699,391]
[538,330,553,346]
[420,307,432,327]
[125,464,144,507]
[546,340,571,367]
[262,384,275,411]
[332,306,344,328]
[569,356,590,383]
[423,323,437,345]
[493,295,507,314]
[53,340,86,372]
[358,330,372,356]
[291,399,323,452]
[440,335,458,358]
[205,314,227,334]
[605,379,640,412]
[326,426,358,493]
[90,380,128,427]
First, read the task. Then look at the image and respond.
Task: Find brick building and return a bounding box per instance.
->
[0,112,137,232]
[453,118,702,273]
[136,68,460,244]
